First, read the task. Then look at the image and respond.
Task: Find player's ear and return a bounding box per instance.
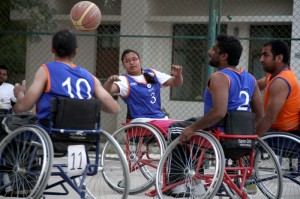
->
[276,54,283,62]
[221,53,228,61]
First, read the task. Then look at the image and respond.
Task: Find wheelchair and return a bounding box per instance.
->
[0,97,130,199]
[102,119,169,195]
[148,112,284,199]
[262,131,300,199]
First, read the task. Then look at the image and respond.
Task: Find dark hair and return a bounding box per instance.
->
[121,49,156,84]
[264,40,290,64]
[216,34,243,66]
[0,65,8,72]
[52,29,77,58]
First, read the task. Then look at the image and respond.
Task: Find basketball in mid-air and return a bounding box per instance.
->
[70,1,101,31]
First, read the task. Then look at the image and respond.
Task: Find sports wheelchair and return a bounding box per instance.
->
[103,120,168,194]
[262,131,300,199]
[0,97,130,199]
[147,112,284,199]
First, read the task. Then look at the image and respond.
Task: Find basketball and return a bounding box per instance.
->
[70,1,101,31]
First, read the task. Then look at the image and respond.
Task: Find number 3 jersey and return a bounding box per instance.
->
[204,67,256,114]
[37,62,95,120]
[121,69,166,119]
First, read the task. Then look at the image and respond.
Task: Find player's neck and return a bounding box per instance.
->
[55,57,74,67]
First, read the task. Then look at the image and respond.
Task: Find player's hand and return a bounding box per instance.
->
[179,126,194,142]
[170,65,183,77]
[107,75,121,83]
[14,80,26,98]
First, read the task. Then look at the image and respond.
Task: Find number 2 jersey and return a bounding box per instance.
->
[204,68,256,114]
[37,62,95,120]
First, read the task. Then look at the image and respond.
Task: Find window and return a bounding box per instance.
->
[249,25,291,79]
[96,24,120,80]
[171,24,226,101]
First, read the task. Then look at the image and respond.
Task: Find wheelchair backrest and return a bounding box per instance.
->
[220,111,256,160]
[51,97,101,130]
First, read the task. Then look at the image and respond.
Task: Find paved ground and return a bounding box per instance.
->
[10,152,298,199]
[40,157,300,199]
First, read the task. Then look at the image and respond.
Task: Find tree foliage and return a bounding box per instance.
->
[10,0,56,33]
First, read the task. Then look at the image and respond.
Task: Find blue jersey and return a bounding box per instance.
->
[37,62,95,120]
[122,69,165,119]
[204,68,256,114]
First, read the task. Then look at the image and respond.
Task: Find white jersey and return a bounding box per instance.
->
[114,69,171,123]
[0,82,15,110]
[114,69,171,97]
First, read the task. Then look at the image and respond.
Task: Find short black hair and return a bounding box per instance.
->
[263,40,290,64]
[216,34,243,66]
[121,49,140,62]
[52,29,77,58]
[0,65,8,75]
[0,65,8,71]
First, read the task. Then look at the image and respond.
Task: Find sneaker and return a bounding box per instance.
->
[190,182,205,197]
[171,183,186,193]
[171,182,206,198]
[170,183,190,198]
[3,173,12,193]
[245,183,257,195]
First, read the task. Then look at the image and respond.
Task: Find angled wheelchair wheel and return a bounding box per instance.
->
[156,131,225,199]
[223,138,283,199]
[106,122,166,194]
[81,130,129,199]
[0,125,53,198]
[262,132,300,199]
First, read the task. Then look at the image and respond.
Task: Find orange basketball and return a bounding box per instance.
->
[70,1,101,31]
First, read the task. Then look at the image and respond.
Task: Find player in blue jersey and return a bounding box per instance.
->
[104,49,183,131]
[13,29,120,123]
[174,34,263,142]
[167,35,264,196]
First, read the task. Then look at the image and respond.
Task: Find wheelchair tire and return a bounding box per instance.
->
[82,130,130,199]
[262,132,299,199]
[0,125,53,198]
[105,122,166,194]
[155,131,225,199]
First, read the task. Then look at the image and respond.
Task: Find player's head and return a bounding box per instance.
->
[264,40,289,64]
[260,40,290,74]
[52,29,78,58]
[216,34,243,66]
[208,35,243,68]
[121,49,142,75]
[0,65,8,83]
[121,49,156,83]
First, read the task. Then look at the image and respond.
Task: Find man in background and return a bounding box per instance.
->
[256,39,300,136]
[0,64,15,113]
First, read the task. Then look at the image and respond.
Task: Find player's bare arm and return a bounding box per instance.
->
[256,78,289,136]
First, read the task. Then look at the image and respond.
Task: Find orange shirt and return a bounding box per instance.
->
[264,68,300,131]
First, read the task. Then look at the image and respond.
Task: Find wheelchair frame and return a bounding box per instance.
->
[149,130,283,199]
[0,98,130,199]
